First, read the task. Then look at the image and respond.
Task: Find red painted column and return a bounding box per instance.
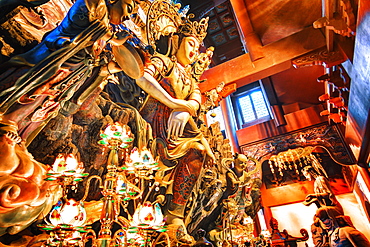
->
[220,97,240,154]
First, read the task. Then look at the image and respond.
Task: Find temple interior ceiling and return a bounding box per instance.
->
[243,0,322,45]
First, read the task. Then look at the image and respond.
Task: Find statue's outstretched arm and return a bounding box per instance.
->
[136,70,196,116]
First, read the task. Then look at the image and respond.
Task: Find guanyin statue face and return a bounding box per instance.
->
[176,36,200,67]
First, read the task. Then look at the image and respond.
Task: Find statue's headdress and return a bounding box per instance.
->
[179,14,209,43]
[146,0,208,52]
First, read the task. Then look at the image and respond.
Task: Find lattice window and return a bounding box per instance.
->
[232,81,272,129]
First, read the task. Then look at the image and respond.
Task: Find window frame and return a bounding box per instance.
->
[231,81,272,129]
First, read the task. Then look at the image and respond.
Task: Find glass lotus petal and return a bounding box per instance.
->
[104,122,124,138]
[99,122,133,147]
[127,147,159,174]
[132,202,164,228]
[52,154,68,173]
[49,198,86,227]
[260,229,271,238]
[129,147,141,164]
[65,154,84,173]
[51,154,84,174]
[126,231,145,246]
[116,176,127,195]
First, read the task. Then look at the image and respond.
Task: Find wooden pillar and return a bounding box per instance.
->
[262,206,273,232]
[220,97,240,154]
[229,0,264,61]
[260,78,286,127]
[323,0,334,51]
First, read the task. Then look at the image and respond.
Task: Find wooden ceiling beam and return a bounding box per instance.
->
[199,26,326,93]
[229,0,264,61]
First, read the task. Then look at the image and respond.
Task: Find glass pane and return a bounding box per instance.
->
[238,95,255,123]
[251,91,269,118]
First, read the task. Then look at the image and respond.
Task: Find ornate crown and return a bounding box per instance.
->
[146,0,209,50]
[179,14,209,43]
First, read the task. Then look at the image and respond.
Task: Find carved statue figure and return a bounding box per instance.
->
[302,165,343,212]
[301,164,344,247]
[0,0,144,144]
[209,154,260,246]
[0,0,51,17]
[299,162,369,247]
[203,81,225,113]
[194,228,215,247]
[132,2,215,243]
[311,215,330,247]
[191,46,214,82]
[315,206,370,247]
[0,123,61,236]
[269,217,309,247]
[226,154,258,229]
[186,167,223,234]
[0,0,147,239]
[253,234,269,247]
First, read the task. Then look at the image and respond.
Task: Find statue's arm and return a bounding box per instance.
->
[187,86,201,117]
[136,65,196,116]
[341,227,370,247]
[226,171,240,190]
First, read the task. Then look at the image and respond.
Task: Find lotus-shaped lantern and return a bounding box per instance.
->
[51,154,85,174]
[98,122,133,148]
[46,154,88,184]
[125,231,145,246]
[131,201,165,230]
[116,175,142,202]
[48,198,87,227]
[126,147,159,177]
[260,229,271,239]
[38,198,90,246]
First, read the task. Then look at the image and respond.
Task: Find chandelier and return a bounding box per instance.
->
[267,146,324,186]
[38,122,167,246]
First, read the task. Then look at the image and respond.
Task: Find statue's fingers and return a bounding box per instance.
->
[167,115,175,139]
[173,122,181,140]
[179,121,185,137]
[5,132,22,144]
[167,125,173,140]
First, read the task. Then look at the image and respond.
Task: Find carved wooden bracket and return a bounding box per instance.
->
[292,47,347,68]
[313,0,356,37]
[201,82,236,112]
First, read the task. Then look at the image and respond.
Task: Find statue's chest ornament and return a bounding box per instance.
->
[174,65,192,95]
